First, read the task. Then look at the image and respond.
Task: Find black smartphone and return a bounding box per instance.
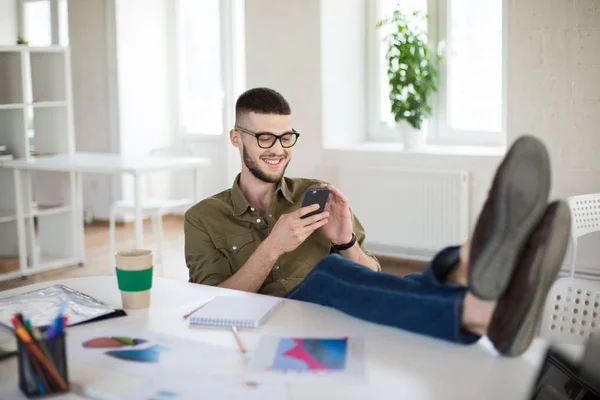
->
[300,187,330,219]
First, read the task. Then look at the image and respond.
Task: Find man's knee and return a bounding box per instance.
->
[313,253,365,275]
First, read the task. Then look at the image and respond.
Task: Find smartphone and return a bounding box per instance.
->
[300,187,330,219]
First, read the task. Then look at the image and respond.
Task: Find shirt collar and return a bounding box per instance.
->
[276,177,294,204]
[231,175,252,216]
[231,174,294,216]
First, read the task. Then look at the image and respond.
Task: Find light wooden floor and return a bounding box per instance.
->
[0,216,426,292]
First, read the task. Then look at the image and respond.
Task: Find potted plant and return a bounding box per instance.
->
[17,35,29,46]
[377,9,441,150]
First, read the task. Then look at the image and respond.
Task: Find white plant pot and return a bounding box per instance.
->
[399,120,427,151]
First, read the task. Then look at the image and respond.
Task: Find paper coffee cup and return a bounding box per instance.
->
[115,249,153,309]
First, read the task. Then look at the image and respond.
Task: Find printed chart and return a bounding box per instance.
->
[272,338,348,371]
[247,336,365,382]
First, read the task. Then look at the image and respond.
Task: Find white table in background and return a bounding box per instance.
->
[2,153,210,269]
[0,277,570,400]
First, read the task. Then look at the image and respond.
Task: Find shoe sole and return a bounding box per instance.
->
[469,136,551,300]
[491,202,571,356]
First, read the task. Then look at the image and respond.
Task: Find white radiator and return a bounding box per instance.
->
[338,167,470,258]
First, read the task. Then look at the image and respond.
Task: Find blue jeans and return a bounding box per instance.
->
[285,247,480,344]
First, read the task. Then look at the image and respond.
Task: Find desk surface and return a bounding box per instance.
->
[1,153,211,174]
[0,277,571,400]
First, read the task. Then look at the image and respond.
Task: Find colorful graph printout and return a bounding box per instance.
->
[271,338,347,371]
[247,336,365,382]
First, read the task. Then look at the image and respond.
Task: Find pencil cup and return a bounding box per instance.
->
[115,249,153,309]
[17,331,69,397]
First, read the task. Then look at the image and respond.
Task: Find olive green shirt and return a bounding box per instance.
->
[184,175,379,297]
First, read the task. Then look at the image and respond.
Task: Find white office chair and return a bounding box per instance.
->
[540,194,600,344]
[109,147,196,275]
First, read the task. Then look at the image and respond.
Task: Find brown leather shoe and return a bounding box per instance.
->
[469,135,551,300]
[488,201,571,357]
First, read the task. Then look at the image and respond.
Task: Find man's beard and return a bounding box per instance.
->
[243,147,288,184]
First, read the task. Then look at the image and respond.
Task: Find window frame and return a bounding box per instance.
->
[366,0,507,147]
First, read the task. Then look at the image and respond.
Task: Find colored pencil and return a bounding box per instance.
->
[14,325,67,390]
[231,326,246,354]
[183,301,209,319]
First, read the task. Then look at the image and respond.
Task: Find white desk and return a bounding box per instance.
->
[2,153,210,273]
[0,277,568,400]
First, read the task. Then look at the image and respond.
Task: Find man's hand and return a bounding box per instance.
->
[319,184,353,245]
[266,204,329,258]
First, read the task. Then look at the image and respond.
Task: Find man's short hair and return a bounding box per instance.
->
[235,87,291,125]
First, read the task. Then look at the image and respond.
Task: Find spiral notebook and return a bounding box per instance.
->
[188,295,282,328]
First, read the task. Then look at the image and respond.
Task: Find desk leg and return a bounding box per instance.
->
[76,172,86,264]
[13,169,27,276]
[134,173,144,248]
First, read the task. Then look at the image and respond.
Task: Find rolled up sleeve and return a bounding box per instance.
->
[352,212,381,272]
[184,209,232,286]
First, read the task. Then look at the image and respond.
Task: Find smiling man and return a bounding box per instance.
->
[185,87,571,357]
[185,87,380,297]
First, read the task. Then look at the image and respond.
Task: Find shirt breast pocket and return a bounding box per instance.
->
[213,231,255,274]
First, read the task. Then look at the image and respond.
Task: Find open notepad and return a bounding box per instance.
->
[188,295,282,329]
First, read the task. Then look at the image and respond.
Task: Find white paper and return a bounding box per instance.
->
[66,328,289,400]
[68,328,242,381]
[123,377,289,400]
[246,336,366,383]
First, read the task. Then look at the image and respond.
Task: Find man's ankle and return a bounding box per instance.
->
[448,266,467,286]
[462,292,495,336]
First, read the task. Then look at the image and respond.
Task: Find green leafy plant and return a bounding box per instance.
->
[377,9,441,130]
[17,35,29,46]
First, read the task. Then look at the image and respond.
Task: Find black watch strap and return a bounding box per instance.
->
[332,232,357,251]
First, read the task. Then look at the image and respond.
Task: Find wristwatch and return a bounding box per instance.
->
[331,232,357,251]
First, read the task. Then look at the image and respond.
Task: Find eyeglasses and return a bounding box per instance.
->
[234,126,300,149]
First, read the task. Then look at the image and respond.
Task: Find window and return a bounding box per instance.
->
[22,0,51,45]
[369,0,505,146]
[19,0,69,46]
[177,0,224,136]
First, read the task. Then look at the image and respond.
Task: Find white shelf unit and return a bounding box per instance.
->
[0,46,79,282]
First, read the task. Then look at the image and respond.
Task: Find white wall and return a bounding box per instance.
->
[507,0,600,273]
[0,0,17,45]
[245,0,325,180]
[68,0,120,220]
